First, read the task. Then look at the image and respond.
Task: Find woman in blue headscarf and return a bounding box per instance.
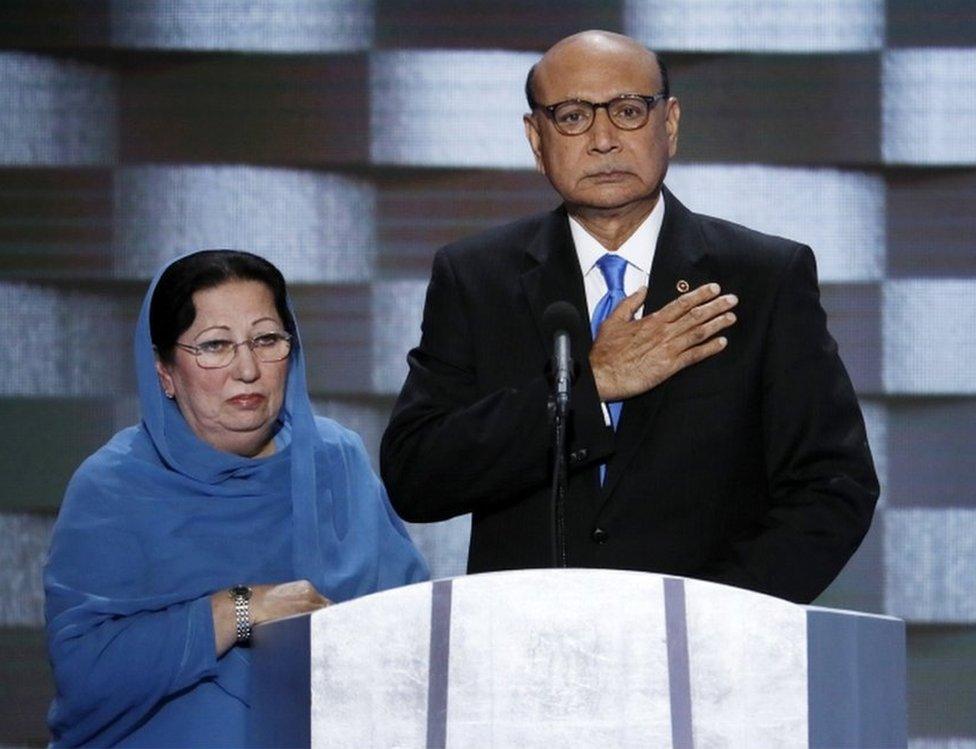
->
[44,250,429,747]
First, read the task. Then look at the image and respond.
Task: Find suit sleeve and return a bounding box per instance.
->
[701,244,879,603]
[381,249,610,522]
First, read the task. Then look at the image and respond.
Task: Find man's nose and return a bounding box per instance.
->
[588,107,620,153]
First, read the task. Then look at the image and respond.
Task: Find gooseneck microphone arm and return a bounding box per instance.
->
[542,302,583,568]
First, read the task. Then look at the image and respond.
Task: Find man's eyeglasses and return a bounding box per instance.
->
[533,92,668,136]
[173,331,293,369]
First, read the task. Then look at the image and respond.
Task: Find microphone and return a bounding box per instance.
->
[542,301,583,415]
[541,301,583,568]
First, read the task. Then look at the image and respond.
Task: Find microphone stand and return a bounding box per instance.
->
[549,335,571,568]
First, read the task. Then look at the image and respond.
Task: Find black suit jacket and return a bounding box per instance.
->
[380,188,878,604]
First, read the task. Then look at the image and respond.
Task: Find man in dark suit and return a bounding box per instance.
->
[380,30,878,604]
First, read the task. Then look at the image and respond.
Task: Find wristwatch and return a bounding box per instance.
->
[229,585,252,644]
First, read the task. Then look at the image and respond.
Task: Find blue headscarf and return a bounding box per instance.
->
[45,251,428,746]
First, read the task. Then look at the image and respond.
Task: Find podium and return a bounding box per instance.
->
[250,569,905,748]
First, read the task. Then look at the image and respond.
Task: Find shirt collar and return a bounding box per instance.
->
[569,192,665,277]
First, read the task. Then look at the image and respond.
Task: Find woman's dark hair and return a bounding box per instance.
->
[150,250,295,364]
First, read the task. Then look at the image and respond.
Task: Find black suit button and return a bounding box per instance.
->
[569,448,588,465]
[592,527,608,543]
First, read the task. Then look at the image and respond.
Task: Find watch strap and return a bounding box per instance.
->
[229,585,252,644]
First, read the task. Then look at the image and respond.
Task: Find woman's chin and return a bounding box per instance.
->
[204,420,275,457]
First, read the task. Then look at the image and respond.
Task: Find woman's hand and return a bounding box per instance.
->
[250,579,331,624]
[211,579,331,655]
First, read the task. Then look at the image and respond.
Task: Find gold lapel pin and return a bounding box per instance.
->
[676,279,690,293]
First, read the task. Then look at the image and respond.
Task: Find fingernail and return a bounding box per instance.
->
[718,336,728,346]
[710,283,721,294]
[728,294,738,304]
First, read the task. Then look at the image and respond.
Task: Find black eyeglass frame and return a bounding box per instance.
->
[171,331,293,369]
[532,91,669,135]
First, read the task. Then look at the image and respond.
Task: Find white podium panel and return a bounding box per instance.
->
[251,569,905,748]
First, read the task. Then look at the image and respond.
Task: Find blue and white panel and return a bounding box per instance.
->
[625,0,884,52]
[370,51,537,169]
[310,581,432,748]
[0,52,116,166]
[883,49,976,165]
[109,0,373,52]
[113,166,377,282]
[882,280,976,394]
[446,570,674,746]
[666,165,885,282]
[303,570,904,745]
[683,578,808,744]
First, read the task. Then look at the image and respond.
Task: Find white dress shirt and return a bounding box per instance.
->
[568,194,666,424]
[570,194,665,323]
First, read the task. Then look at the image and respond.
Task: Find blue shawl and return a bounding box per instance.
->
[44,253,429,747]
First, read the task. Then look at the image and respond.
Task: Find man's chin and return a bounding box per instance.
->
[569,189,660,214]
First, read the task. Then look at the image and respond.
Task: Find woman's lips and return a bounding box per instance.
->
[227,394,266,409]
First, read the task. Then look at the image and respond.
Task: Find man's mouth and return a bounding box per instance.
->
[586,170,631,180]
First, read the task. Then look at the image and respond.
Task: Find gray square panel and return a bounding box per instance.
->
[0,168,113,280]
[883,49,976,165]
[0,52,116,166]
[626,0,883,52]
[0,513,52,626]
[886,398,976,508]
[370,280,426,395]
[376,170,554,278]
[0,398,119,512]
[888,0,976,47]
[905,626,976,739]
[887,170,976,278]
[882,280,976,395]
[119,54,369,164]
[375,0,619,50]
[291,283,373,397]
[370,50,537,169]
[113,166,377,282]
[884,509,976,623]
[820,282,883,395]
[666,164,884,282]
[109,0,374,52]
[0,283,133,396]
[670,54,881,165]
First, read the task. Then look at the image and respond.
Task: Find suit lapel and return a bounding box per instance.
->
[516,195,713,514]
[519,206,591,357]
[601,188,711,503]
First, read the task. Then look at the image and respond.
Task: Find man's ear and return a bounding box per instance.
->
[155,357,175,399]
[523,114,547,176]
[665,97,681,158]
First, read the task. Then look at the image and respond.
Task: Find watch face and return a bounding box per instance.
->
[230,585,252,600]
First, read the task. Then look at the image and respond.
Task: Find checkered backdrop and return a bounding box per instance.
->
[1,1,974,745]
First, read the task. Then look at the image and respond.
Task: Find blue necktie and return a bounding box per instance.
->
[591,253,628,430]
